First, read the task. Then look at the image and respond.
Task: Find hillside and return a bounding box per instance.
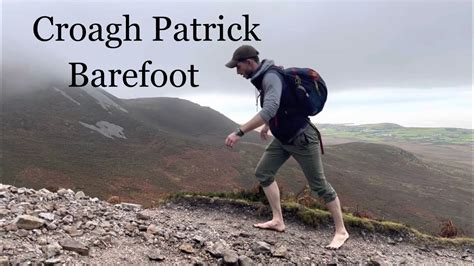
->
[320,142,472,236]
[124,97,261,144]
[0,184,472,264]
[1,86,472,237]
[1,86,260,198]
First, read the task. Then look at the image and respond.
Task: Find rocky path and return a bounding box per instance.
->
[0,184,472,265]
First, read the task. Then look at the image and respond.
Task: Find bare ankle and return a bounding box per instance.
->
[337,228,348,234]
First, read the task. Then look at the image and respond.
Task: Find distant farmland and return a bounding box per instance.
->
[317,123,473,145]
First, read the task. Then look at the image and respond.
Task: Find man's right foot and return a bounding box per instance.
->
[325,231,349,250]
[253,220,286,232]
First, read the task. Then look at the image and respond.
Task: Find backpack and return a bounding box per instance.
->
[275,67,328,116]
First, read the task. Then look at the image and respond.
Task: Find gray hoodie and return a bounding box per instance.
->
[250,59,282,124]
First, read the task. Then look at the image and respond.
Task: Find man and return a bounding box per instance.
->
[224,45,349,249]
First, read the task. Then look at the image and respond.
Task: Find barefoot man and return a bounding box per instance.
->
[224,45,349,249]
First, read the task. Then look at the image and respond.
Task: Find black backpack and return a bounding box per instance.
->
[275,67,328,116]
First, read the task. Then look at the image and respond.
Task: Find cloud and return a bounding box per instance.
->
[315,87,472,128]
[2,0,472,128]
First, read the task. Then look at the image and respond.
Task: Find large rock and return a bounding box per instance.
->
[147,224,159,235]
[273,245,288,258]
[59,238,89,256]
[57,188,69,196]
[0,209,9,219]
[42,242,62,258]
[47,223,58,230]
[137,211,151,220]
[121,203,142,210]
[64,225,83,237]
[222,250,239,266]
[45,258,62,265]
[206,243,226,258]
[75,191,86,199]
[16,229,28,237]
[5,223,18,231]
[193,235,206,247]
[15,215,45,230]
[174,232,186,239]
[85,220,98,228]
[0,256,9,265]
[38,213,55,221]
[253,241,272,255]
[179,243,196,254]
[238,255,254,266]
[62,215,74,224]
[38,188,52,194]
[148,250,165,261]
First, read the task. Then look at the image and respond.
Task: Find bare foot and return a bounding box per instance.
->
[253,220,286,232]
[325,231,349,249]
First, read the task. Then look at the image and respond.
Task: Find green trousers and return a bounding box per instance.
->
[255,124,337,203]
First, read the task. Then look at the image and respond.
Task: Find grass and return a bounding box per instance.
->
[319,124,473,145]
[163,189,474,248]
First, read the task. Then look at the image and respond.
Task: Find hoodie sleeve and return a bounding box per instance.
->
[258,72,282,124]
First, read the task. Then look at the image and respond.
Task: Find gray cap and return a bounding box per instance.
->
[225,45,259,68]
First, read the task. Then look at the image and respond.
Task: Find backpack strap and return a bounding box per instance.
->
[307,120,325,155]
[254,66,284,109]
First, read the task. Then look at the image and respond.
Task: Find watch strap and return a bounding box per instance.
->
[235,128,245,137]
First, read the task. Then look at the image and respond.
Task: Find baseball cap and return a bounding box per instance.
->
[225,45,259,68]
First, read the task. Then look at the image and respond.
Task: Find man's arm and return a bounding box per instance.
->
[240,113,266,133]
[225,113,265,148]
[225,72,282,148]
[258,72,282,124]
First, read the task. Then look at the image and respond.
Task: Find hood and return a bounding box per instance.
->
[250,59,275,81]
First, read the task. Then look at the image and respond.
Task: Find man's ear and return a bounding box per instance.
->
[246,59,256,67]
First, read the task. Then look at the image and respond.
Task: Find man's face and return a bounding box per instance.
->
[236,60,253,79]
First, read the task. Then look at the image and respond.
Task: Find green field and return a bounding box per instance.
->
[318,123,473,145]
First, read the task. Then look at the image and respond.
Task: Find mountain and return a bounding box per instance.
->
[1,86,472,236]
[124,97,261,144]
[0,86,263,204]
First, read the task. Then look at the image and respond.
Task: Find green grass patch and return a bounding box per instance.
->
[319,124,473,145]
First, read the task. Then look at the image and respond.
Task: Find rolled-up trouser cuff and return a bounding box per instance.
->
[256,173,275,187]
[313,187,337,203]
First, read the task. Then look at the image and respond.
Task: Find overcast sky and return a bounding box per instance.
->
[2,0,472,128]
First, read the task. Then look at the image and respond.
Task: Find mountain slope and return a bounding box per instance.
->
[1,86,471,237]
[320,142,472,236]
[0,86,259,202]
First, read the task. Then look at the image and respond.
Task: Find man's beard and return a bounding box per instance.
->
[246,69,255,79]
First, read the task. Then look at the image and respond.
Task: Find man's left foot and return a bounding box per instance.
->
[325,231,349,249]
[253,220,285,232]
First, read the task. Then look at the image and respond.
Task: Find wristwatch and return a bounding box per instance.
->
[235,128,245,137]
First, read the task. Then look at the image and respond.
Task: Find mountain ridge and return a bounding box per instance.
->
[1,86,472,237]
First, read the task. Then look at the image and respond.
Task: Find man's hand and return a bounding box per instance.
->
[225,114,265,149]
[225,132,241,148]
[260,125,269,141]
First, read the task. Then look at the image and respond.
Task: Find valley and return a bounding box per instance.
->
[1,86,472,237]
